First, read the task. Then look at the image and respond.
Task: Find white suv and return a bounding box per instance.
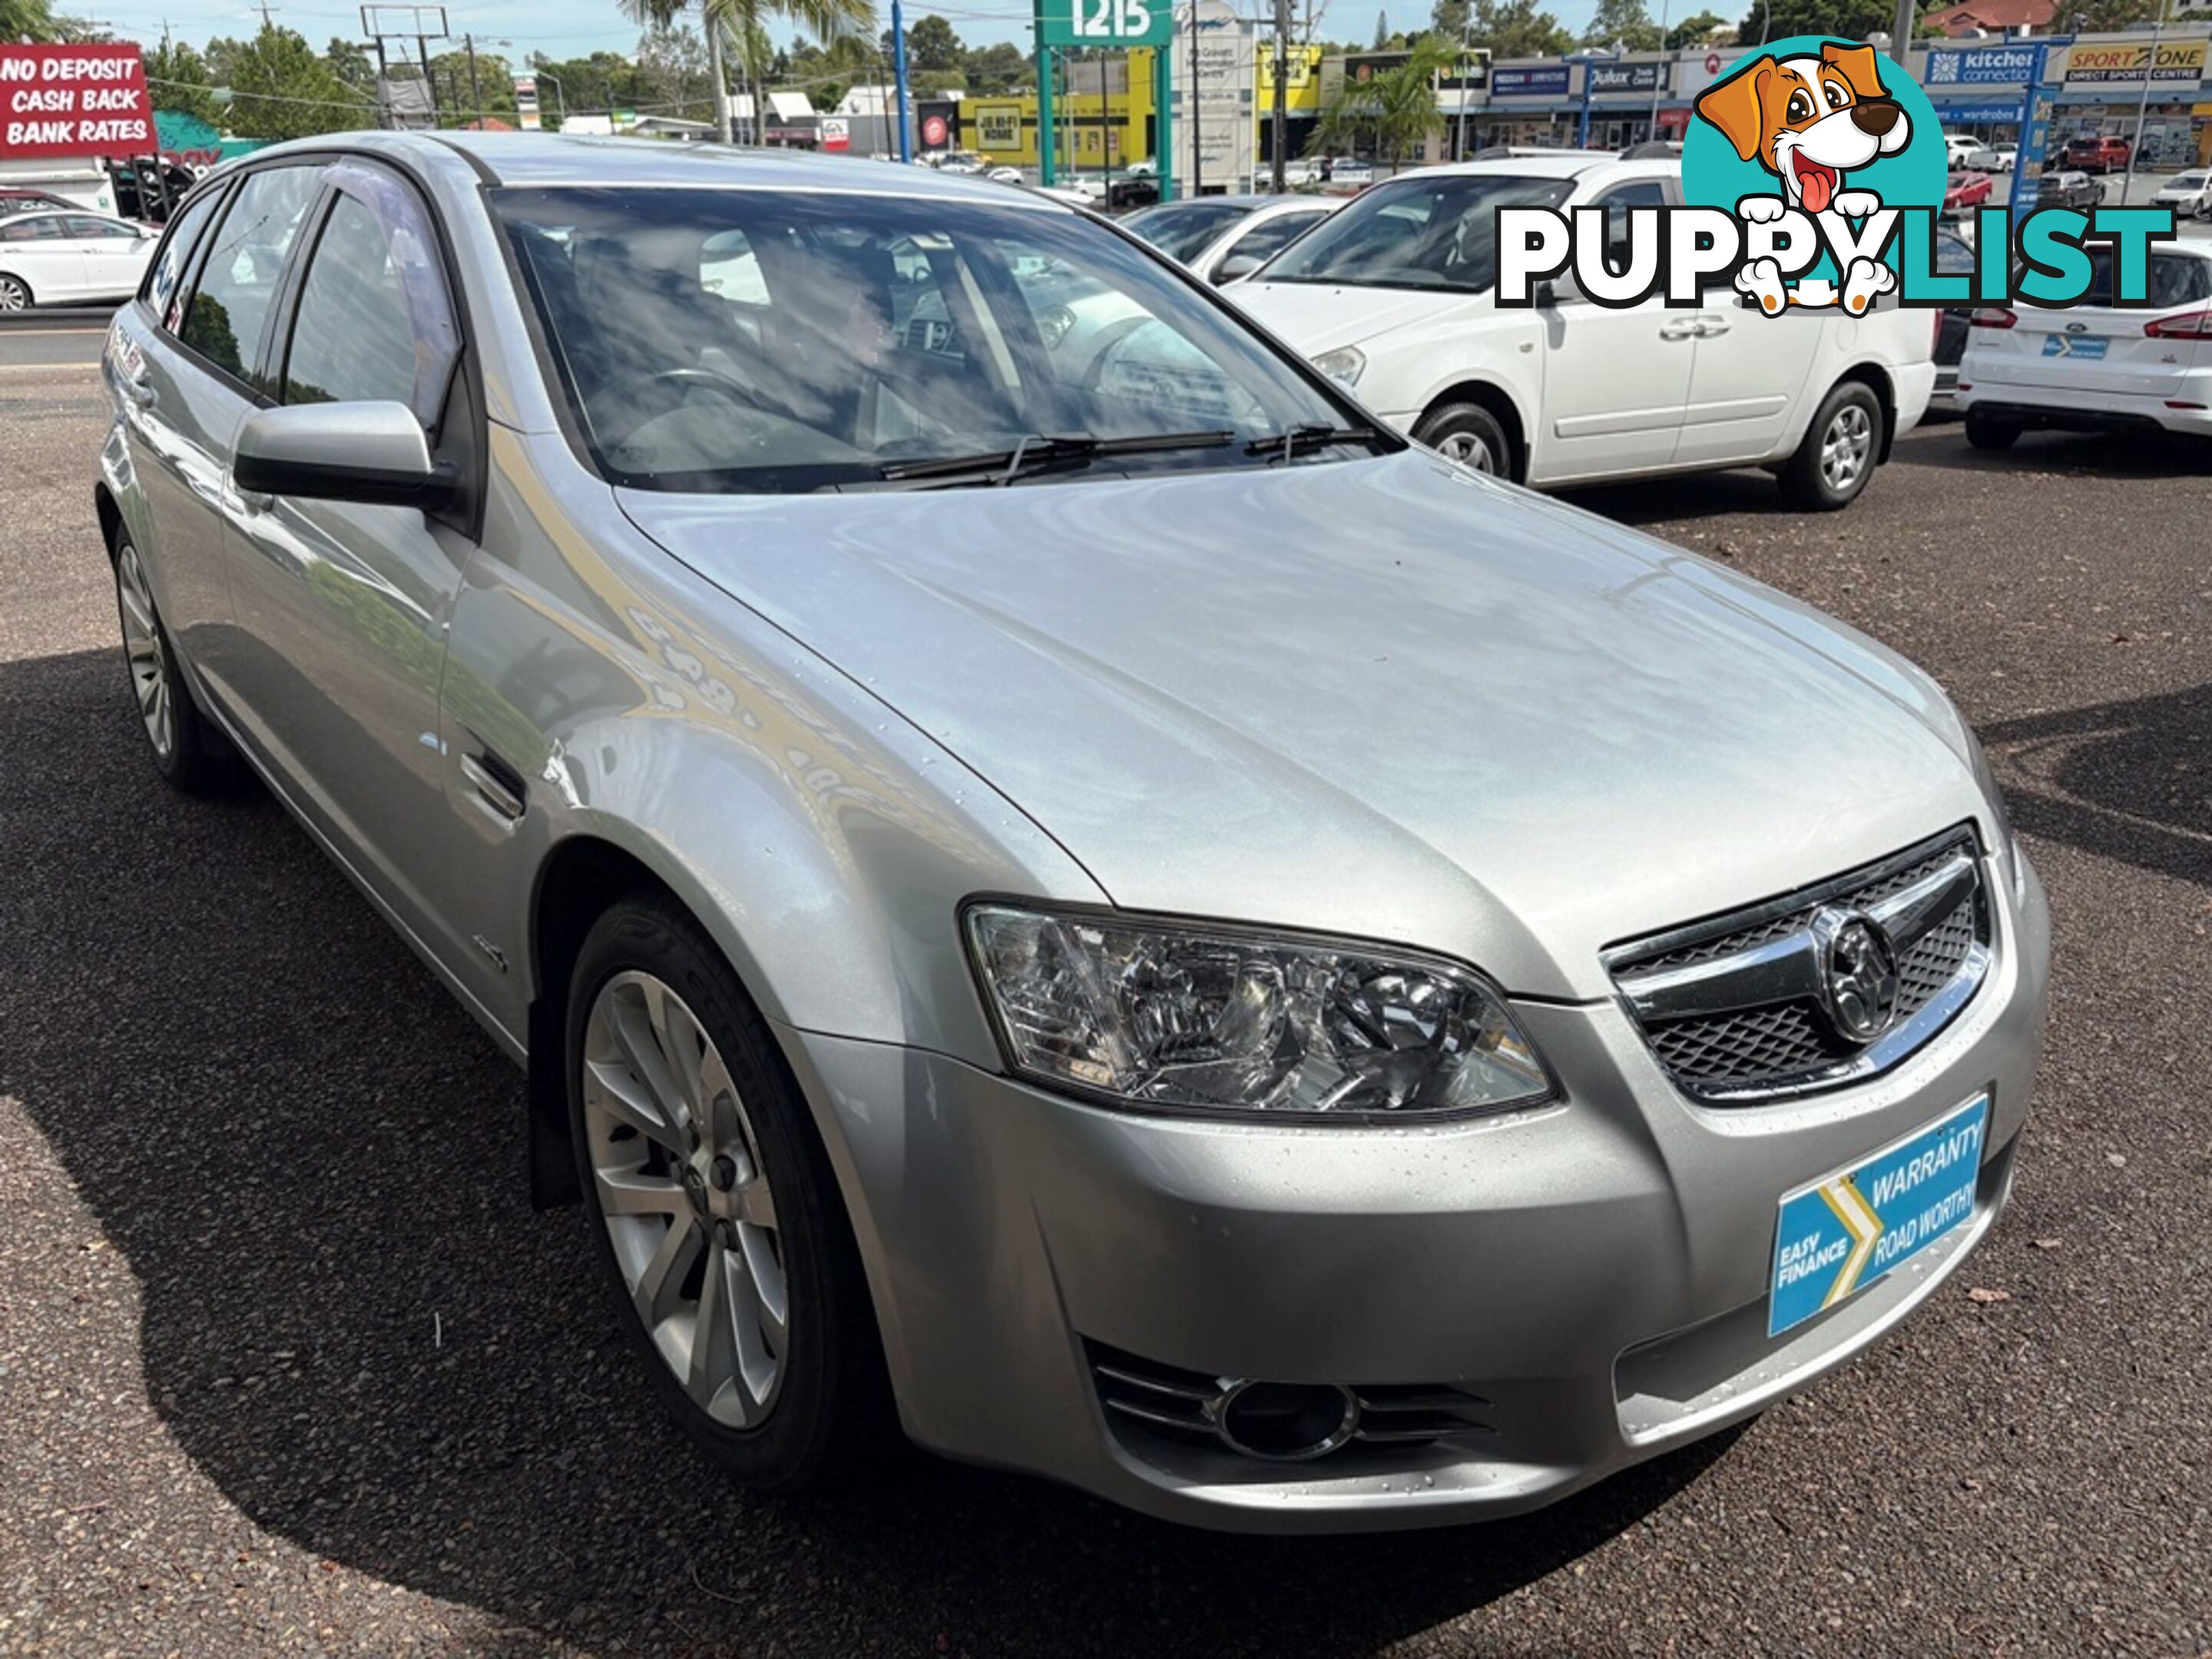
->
[1230,157,1937,509]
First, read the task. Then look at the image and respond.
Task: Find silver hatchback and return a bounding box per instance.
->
[96,133,2048,1532]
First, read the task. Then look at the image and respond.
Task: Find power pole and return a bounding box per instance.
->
[891,0,912,161]
[1270,0,1289,190]
[1188,2,1202,197]
[465,31,482,127]
[1888,0,1912,64]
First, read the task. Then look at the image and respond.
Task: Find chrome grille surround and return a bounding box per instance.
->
[1604,826,1992,1104]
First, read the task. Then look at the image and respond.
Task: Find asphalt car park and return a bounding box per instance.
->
[2,306,2208,1653]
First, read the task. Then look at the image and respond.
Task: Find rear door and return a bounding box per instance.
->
[1982,250,2212,399]
[117,164,326,684]
[65,214,148,296]
[219,158,482,966]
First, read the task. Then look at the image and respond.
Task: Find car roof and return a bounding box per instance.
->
[1389,154,1675,185]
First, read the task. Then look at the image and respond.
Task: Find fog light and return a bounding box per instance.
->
[1217,1380,1360,1461]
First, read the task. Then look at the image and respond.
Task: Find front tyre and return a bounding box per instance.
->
[1780,380,1883,511]
[1414,402,1512,478]
[0,273,30,311]
[113,538,233,792]
[568,896,892,1491]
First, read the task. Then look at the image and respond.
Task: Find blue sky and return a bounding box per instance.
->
[108,0,1612,65]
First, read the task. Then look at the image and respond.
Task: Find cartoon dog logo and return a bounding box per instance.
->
[1694,41,1912,316]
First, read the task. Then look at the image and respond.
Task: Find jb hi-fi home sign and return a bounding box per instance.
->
[2,45,156,158]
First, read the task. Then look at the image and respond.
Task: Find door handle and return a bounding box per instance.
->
[118,376,157,408]
[1696,316,1733,337]
[1658,319,1700,341]
[461,750,527,826]
[237,488,274,515]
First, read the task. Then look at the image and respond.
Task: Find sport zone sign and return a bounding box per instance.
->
[1,44,156,159]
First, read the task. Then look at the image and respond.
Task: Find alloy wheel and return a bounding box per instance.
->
[582,970,788,1428]
[1436,430,1498,473]
[1820,403,1873,495]
[0,276,27,312]
[116,545,174,759]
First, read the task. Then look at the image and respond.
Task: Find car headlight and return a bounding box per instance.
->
[1310,345,1365,388]
[964,905,1553,1121]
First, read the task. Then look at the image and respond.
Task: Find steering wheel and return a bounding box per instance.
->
[596,366,770,449]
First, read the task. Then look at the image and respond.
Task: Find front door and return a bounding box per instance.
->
[217,161,482,966]
[65,214,147,296]
[1673,295,1826,468]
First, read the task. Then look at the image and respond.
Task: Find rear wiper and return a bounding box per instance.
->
[874,429,1235,488]
[1244,423,1392,465]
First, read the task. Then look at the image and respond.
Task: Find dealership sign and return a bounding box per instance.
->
[1,44,155,158]
[2064,38,2209,87]
[1587,61,1663,95]
[1491,65,1571,98]
[1922,44,2040,85]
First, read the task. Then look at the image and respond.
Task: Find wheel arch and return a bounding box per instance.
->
[1831,360,1899,464]
[0,269,31,306]
[1417,379,1531,481]
[94,481,125,559]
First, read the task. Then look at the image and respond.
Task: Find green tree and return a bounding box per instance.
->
[1733,0,1890,43]
[960,41,1032,94]
[1374,7,1391,46]
[0,0,58,39]
[1315,35,1454,162]
[1664,8,1730,46]
[144,39,220,124]
[1470,0,1574,58]
[430,46,518,125]
[325,38,378,96]
[2070,0,2158,25]
[1582,0,1661,49]
[227,23,369,141]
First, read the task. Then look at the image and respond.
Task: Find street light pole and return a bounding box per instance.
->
[1270,0,1289,190]
[891,0,912,161]
[2122,0,2168,207]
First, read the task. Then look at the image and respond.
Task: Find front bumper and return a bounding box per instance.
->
[778,853,2050,1532]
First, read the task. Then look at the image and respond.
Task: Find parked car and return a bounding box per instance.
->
[925,150,989,174]
[1230,155,1936,508]
[98,131,2045,1534]
[1942,134,1982,168]
[1120,193,1339,283]
[985,165,1024,184]
[1929,226,1979,409]
[1965,143,2015,173]
[2058,134,2129,174]
[1944,171,1992,213]
[0,186,81,216]
[1958,240,2212,448]
[2034,170,2104,210]
[1106,172,1161,210]
[0,210,159,310]
[2152,169,2212,220]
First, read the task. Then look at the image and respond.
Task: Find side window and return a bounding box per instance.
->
[1592,181,1667,251]
[0,217,63,242]
[67,215,137,240]
[1224,211,1326,266]
[280,167,460,426]
[145,188,223,324]
[283,196,425,410]
[180,166,323,384]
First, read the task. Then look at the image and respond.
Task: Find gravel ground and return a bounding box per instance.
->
[2,329,2207,1656]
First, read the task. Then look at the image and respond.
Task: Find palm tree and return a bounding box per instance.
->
[1313,37,1454,167]
[620,0,876,142]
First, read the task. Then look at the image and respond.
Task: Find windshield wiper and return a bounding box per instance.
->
[873,429,1235,488]
[1244,423,1392,465]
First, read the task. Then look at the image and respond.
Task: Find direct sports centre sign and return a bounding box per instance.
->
[1,44,156,159]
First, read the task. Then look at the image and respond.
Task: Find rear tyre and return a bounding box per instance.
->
[0,273,30,311]
[1414,401,1512,478]
[1779,380,1883,511]
[113,537,233,793]
[1964,410,2021,452]
[568,896,896,1492]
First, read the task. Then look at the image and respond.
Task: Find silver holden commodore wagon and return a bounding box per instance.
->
[96,133,2049,1532]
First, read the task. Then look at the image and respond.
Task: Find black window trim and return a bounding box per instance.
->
[163,161,333,406]
[136,175,230,316]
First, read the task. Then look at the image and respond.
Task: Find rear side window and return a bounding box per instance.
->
[180,166,323,384]
[0,217,62,242]
[145,188,224,326]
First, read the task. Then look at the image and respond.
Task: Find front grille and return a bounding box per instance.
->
[1606,826,1992,1104]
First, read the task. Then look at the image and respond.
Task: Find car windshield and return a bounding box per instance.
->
[1252,173,1577,292]
[495,187,1365,495]
[2168,172,2207,188]
[1121,200,1257,263]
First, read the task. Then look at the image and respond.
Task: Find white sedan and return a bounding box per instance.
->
[1957,240,2212,448]
[1118,194,1340,283]
[1966,144,2016,173]
[0,210,158,310]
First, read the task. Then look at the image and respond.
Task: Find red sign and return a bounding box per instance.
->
[1,44,156,159]
[921,113,949,148]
